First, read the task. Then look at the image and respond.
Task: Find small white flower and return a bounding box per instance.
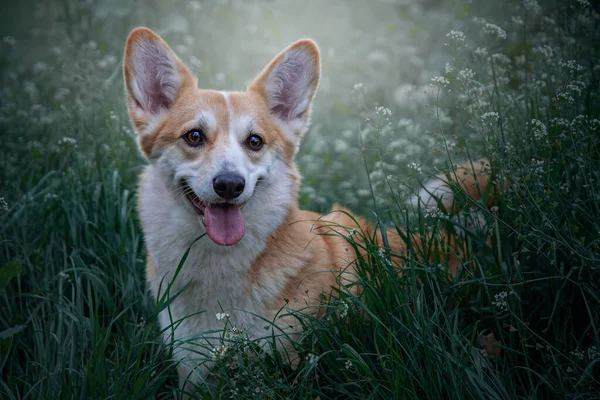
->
[458,68,475,81]
[375,106,392,117]
[481,112,499,124]
[407,162,422,173]
[554,92,575,105]
[446,30,466,42]
[352,82,365,93]
[523,0,541,14]
[492,291,509,311]
[483,23,507,40]
[474,47,488,58]
[430,76,450,87]
[530,119,547,140]
[560,60,584,73]
[344,359,352,369]
[0,197,8,212]
[306,353,317,365]
[511,16,524,25]
[216,312,230,320]
[339,300,349,318]
[58,137,78,147]
[211,345,229,360]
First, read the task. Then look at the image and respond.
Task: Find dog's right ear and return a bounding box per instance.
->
[123,27,195,135]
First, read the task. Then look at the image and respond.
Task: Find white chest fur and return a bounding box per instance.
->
[137,166,292,349]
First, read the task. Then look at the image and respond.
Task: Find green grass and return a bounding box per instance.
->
[1,0,599,398]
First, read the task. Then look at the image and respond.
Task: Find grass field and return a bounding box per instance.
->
[1,0,599,398]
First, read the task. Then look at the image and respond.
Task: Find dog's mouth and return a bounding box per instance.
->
[181,180,245,247]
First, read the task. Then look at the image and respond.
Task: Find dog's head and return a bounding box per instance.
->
[124,28,320,246]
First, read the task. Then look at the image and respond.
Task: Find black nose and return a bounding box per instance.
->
[213,173,245,200]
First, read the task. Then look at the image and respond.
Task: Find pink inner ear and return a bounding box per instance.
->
[134,41,180,115]
[267,50,315,121]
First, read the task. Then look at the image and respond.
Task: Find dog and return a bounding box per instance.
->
[123,27,495,389]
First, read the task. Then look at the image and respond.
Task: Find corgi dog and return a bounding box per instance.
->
[123,27,494,388]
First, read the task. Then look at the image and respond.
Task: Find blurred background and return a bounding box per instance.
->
[0,0,479,214]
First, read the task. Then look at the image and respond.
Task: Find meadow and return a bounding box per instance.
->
[1,0,599,398]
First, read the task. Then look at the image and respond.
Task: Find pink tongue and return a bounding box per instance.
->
[204,204,245,246]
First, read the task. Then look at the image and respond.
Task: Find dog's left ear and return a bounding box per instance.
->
[249,40,320,141]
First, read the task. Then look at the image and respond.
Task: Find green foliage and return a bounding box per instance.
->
[1,0,599,398]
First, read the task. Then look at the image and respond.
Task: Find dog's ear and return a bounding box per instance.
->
[123,27,195,134]
[248,40,320,141]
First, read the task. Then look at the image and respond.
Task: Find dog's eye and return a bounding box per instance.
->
[246,134,264,151]
[183,129,205,147]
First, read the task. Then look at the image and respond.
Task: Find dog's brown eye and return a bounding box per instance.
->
[246,134,263,151]
[183,129,205,147]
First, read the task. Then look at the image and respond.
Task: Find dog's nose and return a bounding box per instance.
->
[213,173,245,200]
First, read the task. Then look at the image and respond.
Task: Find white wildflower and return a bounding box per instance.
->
[44,193,58,202]
[575,0,590,7]
[523,0,541,14]
[474,47,488,58]
[339,300,349,318]
[0,197,8,212]
[211,345,229,360]
[531,158,545,177]
[511,16,524,25]
[530,119,547,140]
[533,45,555,59]
[445,62,454,74]
[345,360,352,369]
[430,76,450,87]
[483,23,507,40]
[560,60,584,73]
[352,82,365,93]
[554,92,575,105]
[481,112,499,125]
[216,312,230,321]
[306,353,317,365]
[446,30,466,42]
[375,106,392,117]
[408,162,422,173]
[58,137,78,147]
[458,68,475,81]
[491,53,511,65]
[492,291,508,311]
[357,189,371,197]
